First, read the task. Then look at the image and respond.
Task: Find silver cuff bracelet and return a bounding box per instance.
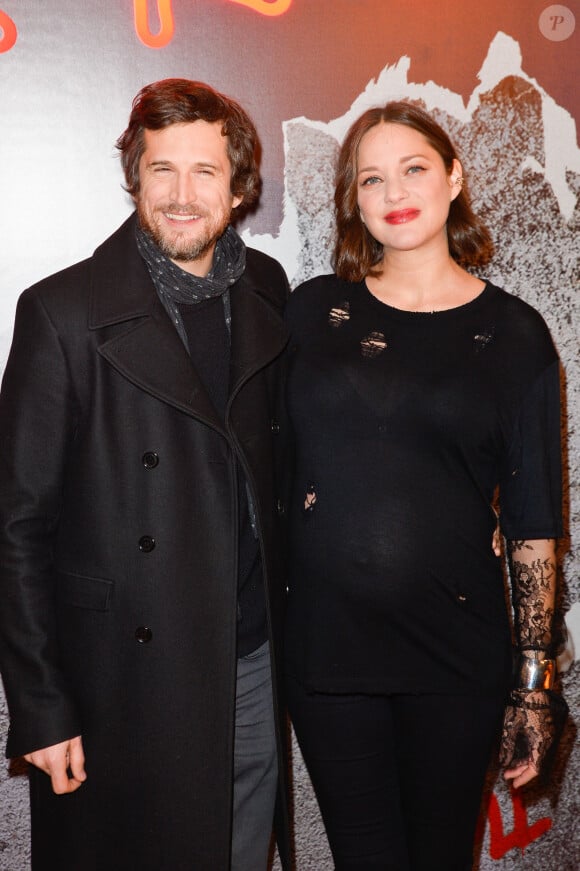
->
[518,654,556,691]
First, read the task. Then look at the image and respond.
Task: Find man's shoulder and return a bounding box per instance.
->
[21,256,93,312]
[245,246,287,280]
[243,246,290,309]
[20,215,138,312]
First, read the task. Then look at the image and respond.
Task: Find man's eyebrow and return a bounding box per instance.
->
[146,159,219,170]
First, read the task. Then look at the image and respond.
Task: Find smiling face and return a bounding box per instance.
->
[356,122,462,260]
[136,120,242,275]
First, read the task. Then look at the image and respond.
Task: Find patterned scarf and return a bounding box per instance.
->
[135,222,246,348]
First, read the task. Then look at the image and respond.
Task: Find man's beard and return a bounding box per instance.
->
[137,201,231,264]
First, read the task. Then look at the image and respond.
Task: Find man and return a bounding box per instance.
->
[0,79,291,871]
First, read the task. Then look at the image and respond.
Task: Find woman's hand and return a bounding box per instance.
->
[500,688,568,788]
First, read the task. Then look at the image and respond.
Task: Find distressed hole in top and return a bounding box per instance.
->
[473,329,495,353]
[360,331,387,358]
[304,484,317,513]
[328,301,350,328]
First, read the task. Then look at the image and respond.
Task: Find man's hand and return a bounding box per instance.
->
[24,735,86,794]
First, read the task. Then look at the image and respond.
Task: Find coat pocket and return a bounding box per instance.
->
[56,571,114,611]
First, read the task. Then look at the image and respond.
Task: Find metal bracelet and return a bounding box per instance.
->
[518,655,556,690]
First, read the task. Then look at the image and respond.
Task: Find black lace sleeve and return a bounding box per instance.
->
[507,538,556,654]
[499,538,568,783]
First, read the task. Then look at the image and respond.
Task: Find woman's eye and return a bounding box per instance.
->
[406,165,425,175]
[361,175,381,186]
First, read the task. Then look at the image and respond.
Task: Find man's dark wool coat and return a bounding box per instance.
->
[0,214,292,870]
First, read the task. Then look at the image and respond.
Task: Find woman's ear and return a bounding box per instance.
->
[449,159,464,201]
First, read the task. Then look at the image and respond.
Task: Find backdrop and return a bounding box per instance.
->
[0,2,578,869]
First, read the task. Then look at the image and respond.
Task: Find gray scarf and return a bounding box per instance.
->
[135,222,246,349]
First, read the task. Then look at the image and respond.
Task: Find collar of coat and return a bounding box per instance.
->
[88,213,289,433]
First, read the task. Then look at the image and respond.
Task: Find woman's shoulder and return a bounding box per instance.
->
[483,280,558,359]
[289,272,349,302]
[485,280,547,321]
[286,273,354,325]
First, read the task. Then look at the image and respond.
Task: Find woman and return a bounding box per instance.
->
[284,102,565,871]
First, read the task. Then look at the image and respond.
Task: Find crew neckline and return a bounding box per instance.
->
[362,279,494,320]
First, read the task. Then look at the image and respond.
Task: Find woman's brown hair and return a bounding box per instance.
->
[334,101,493,281]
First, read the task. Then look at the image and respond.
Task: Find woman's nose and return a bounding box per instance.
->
[383,177,408,203]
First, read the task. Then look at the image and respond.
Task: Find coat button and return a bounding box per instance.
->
[142,451,159,469]
[139,535,156,553]
[135,626,152,643]
[276,499,285,515]
[271,419,280,434]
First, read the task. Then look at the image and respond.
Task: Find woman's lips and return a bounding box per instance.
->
[384,209,420,224]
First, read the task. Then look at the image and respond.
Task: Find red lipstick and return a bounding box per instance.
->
[385,209,420,224]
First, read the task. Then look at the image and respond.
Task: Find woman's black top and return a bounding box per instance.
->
[284,276,562,696]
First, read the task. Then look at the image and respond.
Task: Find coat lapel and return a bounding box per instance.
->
[87,215,288,431]
[89,215,224,432]
[228,267,289,399]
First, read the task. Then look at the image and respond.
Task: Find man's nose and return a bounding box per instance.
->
[172,172,197,205]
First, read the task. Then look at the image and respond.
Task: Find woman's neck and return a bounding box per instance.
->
[365,252,484,313]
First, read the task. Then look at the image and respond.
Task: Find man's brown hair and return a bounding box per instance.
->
[116,78,260,206]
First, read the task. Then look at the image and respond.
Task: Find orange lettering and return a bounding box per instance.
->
[228,0,292,15]
[133,0,291,49]
[487,789,552,860]
[134,0,174,49]
[0,8,17,53]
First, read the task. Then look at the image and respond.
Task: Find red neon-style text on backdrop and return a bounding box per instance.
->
[228,0,292,15]
[134,0,292,49]
[134,0,174,49]
[487,789,552,859]
[0,9,17,53]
